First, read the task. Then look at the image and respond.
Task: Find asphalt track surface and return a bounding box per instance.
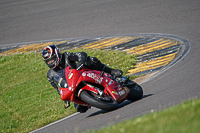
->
[1,0,200,133]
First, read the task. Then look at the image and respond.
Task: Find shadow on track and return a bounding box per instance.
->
[86,94,153,118]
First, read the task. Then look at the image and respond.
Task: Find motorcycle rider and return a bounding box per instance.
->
[42,44,123,113]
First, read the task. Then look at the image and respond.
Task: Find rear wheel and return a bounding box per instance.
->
[126,80,143,101]
[80,90,118,111]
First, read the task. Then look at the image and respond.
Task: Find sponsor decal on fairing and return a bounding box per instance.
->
[86,73,103,84]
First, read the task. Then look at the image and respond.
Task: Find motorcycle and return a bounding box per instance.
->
[53,66,143,111]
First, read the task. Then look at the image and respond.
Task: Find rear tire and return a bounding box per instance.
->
[80,90,118,111]
[126,81,143,101]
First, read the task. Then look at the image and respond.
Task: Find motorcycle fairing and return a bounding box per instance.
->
[76,69,130,103]
[55,66,130,106]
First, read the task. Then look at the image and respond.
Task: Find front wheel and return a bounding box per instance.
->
[126,81,143,101]
[80,90,118,111]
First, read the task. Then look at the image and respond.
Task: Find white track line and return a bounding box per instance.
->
[29,112,80,133]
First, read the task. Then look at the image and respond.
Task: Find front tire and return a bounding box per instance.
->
[80,90,118,111]
[126,81,143,101]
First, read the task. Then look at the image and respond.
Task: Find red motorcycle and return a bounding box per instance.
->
[54,66,143,111]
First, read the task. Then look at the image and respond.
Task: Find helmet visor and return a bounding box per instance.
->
[44,54,57,68]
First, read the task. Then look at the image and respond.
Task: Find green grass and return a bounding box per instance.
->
[84,98,200,133]
[0,49,137,133]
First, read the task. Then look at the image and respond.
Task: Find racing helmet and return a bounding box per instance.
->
[42,44,61,69]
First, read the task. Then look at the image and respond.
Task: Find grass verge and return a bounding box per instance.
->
[84,98,200,133]
[0,49,137,133]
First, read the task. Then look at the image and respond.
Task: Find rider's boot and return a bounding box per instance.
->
[64,101,70,109]
[74,104,89,113]
[103,65,123,77]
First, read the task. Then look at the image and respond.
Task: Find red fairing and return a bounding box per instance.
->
[59,88,72,101]
[77,69,130,103]
[57,67,82,101]
[65,67,82,89]
[56,66,131,107]
[103,79,130,103]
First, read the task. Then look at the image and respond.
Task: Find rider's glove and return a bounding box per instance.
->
[76,52,87,70]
